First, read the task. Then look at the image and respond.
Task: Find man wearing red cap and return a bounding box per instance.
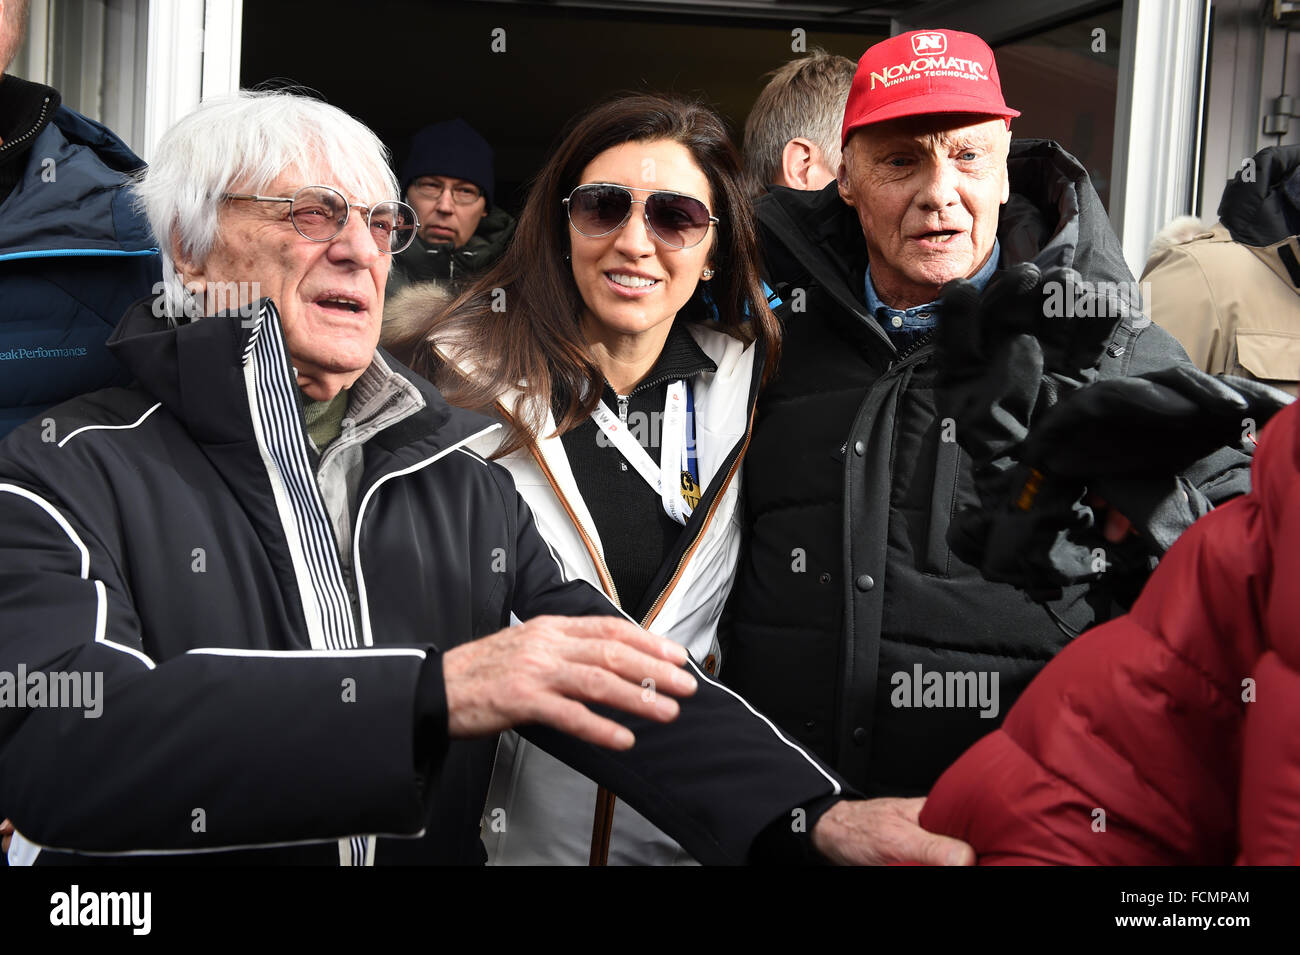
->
[724,30,1253,801]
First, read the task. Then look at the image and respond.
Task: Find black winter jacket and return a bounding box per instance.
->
[0,297,842,865]
[723,140,1253,797]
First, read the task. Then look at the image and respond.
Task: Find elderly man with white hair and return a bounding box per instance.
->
[0,90,974,866]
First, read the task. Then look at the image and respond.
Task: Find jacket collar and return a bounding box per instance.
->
[106,296,494,460]
[755,138,1137,328]
[754,138,1141,361]
[0,76,60,165]
[600,319,718,400]
[0,87,156,256]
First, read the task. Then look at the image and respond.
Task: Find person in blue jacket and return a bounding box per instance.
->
[0,0,160,439]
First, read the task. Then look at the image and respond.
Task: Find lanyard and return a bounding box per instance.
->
[590,380,701,525]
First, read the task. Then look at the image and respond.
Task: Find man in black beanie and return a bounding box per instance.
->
[390,118,516,294]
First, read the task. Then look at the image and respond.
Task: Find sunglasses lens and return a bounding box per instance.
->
[646,193,712,249]
[290,187,348,240]
[569,185,632,236]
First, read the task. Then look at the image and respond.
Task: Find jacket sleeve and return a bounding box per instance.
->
[504,489,849,864]
[919,405,1287,864]
[1141,243,1228,375]
[0,478,437,856]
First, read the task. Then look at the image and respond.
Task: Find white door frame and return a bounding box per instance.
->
[142,0,243,162]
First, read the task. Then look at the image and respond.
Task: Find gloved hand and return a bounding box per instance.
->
[934,262,1132,580]
[1020,365,1288,478]
[970,368,1291,592]
[935,263,1128,469]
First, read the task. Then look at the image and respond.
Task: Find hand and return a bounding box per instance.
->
[1,818,12,855]
[935,263,1126,469]
[442,615,698,751]
[811,798,974,866]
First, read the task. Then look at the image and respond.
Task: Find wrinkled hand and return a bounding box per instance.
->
[811,797,974,866]
[442,615,697,751]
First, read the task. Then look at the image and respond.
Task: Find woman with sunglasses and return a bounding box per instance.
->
[385,93,780,865]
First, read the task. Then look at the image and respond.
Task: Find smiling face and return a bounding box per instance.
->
[175,169,390,401]
[569,139,715,359]
[838,114,1011,309]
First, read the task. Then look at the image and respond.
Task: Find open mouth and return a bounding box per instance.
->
[606,272,660,289]
[917,229,962,244]
[314,296,366,313]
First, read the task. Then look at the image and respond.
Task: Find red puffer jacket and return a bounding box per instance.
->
[919,401,1300,865]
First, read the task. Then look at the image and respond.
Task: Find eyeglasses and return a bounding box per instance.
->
[222,185,419,254]
[563,183,718,250]
[408,178,483,205]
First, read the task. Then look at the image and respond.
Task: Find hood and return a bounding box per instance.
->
[106,295,490,455]
[755,137,1134,314]
[0,102,157,258]
[381,280,454,361]
[1217,145,1300,247]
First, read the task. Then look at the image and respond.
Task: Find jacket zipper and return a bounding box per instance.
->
[525,439,622,607]
[0,96,52,160]
[639,400,755,629]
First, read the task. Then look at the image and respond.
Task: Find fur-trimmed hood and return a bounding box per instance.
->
[380,279,455,361]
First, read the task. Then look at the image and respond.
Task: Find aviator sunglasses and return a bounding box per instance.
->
[563,183,718,250]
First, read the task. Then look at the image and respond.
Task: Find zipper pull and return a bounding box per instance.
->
[617,395,629,426]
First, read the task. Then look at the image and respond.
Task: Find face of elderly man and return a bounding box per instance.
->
[838,114,1010,310]
[176,169,390,402]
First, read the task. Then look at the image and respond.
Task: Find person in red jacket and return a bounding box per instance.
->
[919,389,1300,865]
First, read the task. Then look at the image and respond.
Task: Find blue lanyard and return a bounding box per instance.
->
[684,380,698,488]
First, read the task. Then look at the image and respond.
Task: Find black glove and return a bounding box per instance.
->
[1020,365,1289,478]
[973,369,1290,592]
[935,262,1130,581]
[935,263,1127,469]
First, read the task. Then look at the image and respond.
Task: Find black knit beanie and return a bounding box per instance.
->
[400,119,495,207]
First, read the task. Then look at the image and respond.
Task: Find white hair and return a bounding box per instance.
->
[134,90,399,319]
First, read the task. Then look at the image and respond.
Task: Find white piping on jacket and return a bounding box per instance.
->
[56,402,163,448]
[351,423,502,648]
[0,483,156,670]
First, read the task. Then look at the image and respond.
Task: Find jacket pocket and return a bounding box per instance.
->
[1234,331,1300,395]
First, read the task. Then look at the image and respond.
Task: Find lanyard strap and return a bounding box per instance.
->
[590,380,699,525]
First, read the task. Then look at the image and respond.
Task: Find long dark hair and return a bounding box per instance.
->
[386,92,780,459]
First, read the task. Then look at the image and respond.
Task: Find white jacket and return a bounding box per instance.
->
[472,323,759,865]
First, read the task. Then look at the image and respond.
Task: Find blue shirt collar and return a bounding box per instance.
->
[864,238,1002,324]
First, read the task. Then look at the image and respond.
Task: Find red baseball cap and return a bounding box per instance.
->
[842,29,1020,145]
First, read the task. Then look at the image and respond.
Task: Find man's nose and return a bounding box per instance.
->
[328,208,382,267]
[434,188,456,214]
[916,160,961,210]
[613,202,656,256]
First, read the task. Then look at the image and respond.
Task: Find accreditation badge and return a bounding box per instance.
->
[680,470,702,510]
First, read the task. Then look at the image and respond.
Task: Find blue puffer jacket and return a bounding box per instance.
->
[0,89,160,438]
